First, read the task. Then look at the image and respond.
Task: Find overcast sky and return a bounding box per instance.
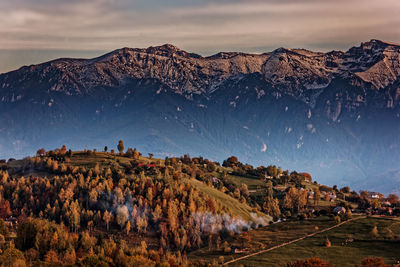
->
[1,0,400,73]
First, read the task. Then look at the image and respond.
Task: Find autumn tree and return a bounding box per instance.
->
[387,194,399,205]
[266,165,278,177]
[60,145,67,156]
[80,231,97,253]
[0,219,8,236]
[325,237,331,247]
[44,250,60,264]
[25,248,39,265]
[116,205,129,230]
[103,211,112,231]
[222,156,238,167]
[371,226,379,238]
[0,199,11,219]
[117,140,125,155]
[36,148,46,157]
[240,184,249,198]
[136,215,148,234]
[64,247,76,265]
[126,220,131,235]
[239,232,251,248]
[284,187,307,213]
[0,245,27,267]
[262,181,281,219]
[16,219,37,251]
[51,161,59,172]
[314,188,321,206]
[340,186,350,193]
[152,205,162,223]
[133,148,140,160]
[359,257,388,267]
[66,201,80,232]
[124,148,133,157]
[269,198,281,219]
[168,201,178,231]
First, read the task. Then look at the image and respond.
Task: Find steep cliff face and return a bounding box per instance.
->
[1,40,400,193]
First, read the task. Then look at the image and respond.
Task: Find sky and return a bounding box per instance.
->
[1,0,400,73]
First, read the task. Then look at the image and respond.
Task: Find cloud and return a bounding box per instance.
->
[261,143,267,152]
[0,0,399,55]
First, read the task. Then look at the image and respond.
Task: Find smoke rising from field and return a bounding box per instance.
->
[192,212,269,234]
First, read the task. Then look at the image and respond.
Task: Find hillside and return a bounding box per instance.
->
[0,145,399,266]
[4,150,267,225]
[1,40,400,193]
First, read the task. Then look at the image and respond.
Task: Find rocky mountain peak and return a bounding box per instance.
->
[362,39,400,49]
[271,47,291,54]
[1,40,399,101]
[144,44,202,59]
[262,47,338,97]
[343,40,400,88]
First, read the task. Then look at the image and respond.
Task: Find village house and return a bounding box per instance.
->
[321,191,337,202]
[4,216,18,230]
[211,177,220,184]
[368,192,381,199]
[299,172,312,182]
[333,206,346,214]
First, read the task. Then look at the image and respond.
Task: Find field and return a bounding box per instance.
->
[189,216,338,264]
[227,174,266,191]
[230,217,400,266]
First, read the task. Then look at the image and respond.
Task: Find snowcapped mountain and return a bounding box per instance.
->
[1,39,400,193]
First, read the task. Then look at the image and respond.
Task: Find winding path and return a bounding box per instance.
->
[223,216,365,266]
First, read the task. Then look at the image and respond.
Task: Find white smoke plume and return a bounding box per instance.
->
[191,212,270,234]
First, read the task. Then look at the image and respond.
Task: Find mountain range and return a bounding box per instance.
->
[1,39,400,193]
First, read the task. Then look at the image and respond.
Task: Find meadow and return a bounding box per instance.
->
[231,216,400,266]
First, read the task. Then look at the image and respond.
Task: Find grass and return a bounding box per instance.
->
[68,151,156,168]
[231,217,400,266]
[9,151,161,171]
[188,216,337,264]
[186,178,268,222]
[227,174,266,191]
[390,221,400,234]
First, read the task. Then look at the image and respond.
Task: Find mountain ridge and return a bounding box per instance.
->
[2,39,399,101]
[0,39,399,193]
